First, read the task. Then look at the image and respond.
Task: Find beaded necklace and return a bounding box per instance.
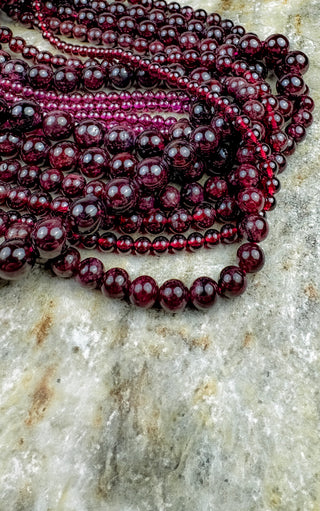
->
[0,0,314,312]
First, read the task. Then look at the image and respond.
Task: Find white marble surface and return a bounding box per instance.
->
[0,1,320,510]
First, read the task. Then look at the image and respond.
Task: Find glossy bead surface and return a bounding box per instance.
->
[237,242,265,273]
[0,239,35,280]
[159,279,189,313]
[136,130,165,158]
[218,265,247,298]
[49,141,79,171]
[129,275,158,308]
[76,257,104,289]
[74,120,106,148]
[43,110,74,141]
[238,213,269,242]
[101,267,130,299]
[50,247,80,278]
[190,277,218,310]
[69,196,103,234]
[104,125,135,154]
[10,101,42,132]
[105,178,137,213]
[20,136,50,165]
[31,217,66,259]
[136,157,168,191]
[78,147,109,178]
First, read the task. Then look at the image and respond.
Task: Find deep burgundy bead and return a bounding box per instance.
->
[0,131,22,157]
[163,139,196,173]
[51,196,71,216]
[50,247,81,278]
[204,176,228,202]
[237,242,265,273]
[43,110,74,141]
[82,65,105,90]
[0,238,35,280]
[49,141,79,171]
[134,236,152,255]
[286,123,306,142]
[78,147,109,178]
[5,221,32,241]
[109,64,134,89]
[0,209,8,236]
[109,152,137,178]
[276,73,305,98]
[169,120,192,141]
[159,279,188,313]
[237,187,265,213]
[158,185,180,211]
[143,208,166,234]
[238,213,269,242]
[218,265,247,298]
[105,177,137,213]
[6,187,30,210]
[135,157,168,191]
[189,101,211,126]
[10,101,42,132]
[31,217,66,259]
[98,232,117,252]
[39,168,63,193]
[76,257,104,289]
[54,66,79,93]
[228,164,260,189]
[168,208,191,233]
[135,130,165,158]
[137,193,156,213]
[215,196,239,222]
[117,235,134,253]
[187,232,204,251]
[0,183,8,205]
[1,59,28,84]
[118,213,142,234]
[181,182,204,206]
[264,33,289,62]
[27,191,51,216]
[62,173,86,197]
[190,277,218,310]
[104,125,135,154]
[20,136,50,165]
[193,202,216,229]
[129,275,159,308]
[239,33,262,58]
[101,267,130,299]
[28,64,53,89]
[152,235,169,254]
[292,109,313,128]
[190,125,219,157]
[69,196,103,234]
[74,120,106,148]
[0,158,21,183]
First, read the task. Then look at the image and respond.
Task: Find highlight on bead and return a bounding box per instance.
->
[0,0,314,312]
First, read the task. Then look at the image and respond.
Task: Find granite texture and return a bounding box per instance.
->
[0,1,320,510]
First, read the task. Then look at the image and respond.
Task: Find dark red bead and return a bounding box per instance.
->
[237,187,265,213]
[143,208,166,234]
[10,101,42,132]
[158,185,181,211]
[76,257,104,289]
[136,130,165,158]
[109,152,137,178]
[50,247,81,278]
[74,120,106,148]
[135,157,168,191]
[193,202,216,229]
[159,279,189,313]
[168,208,191,233]
[218,265,247,298]
[2,59,28,83]
[190,277,218,310]
[129,275,158,308]
[0,238,35,280]
[69,196,103,234]
[0,158,20,183]
[39,168,63,192]
[62,173,86,198]
[49,141,79,171]
[117,235,134,253]
[78,147,109,179]
[104,125,135,154]
[6,186,30,210]
[54,66,80,93]
[238,213,269,242]
[237,242,265,273]
[31,217,66,259]
[43,110,74,141]
[0,131,22,157]
[105,178,137,213]
[5,221,32,241]
[101,267,130,299]
[187,232,204,251]
[134,236,151,255]
[20,136,50,165]
[27,191,51,216]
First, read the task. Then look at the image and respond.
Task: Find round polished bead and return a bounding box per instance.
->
[101,267,130,299]
[187,232,204,251]
[181,182,204,206]
[62,173,86,197]
[159,279,189,313]
[0,238,35,280]
[20,136,50,165]
[0,131,22,157]
[50,247,80,278]
[168,208,191,233]
[163,139,196,172]
[218,265,247,297]
[27,191,51,216]
[5,221,32,241]
[169,120,192,141]
[276,73,305,98]
[1,59,28,83]
[215,196,239,222]
[264,33,289,61]
[49,141,79,171]
[28,64,53,89]
[135,130,165,158]
[135,157,168,191]
[104,125,135,154]
[69,196,103,234]
[6,187,30,210]
[129,275,158,308]
[228,164,260,189]
[0,210,8,236]
[193,202,216,229]
[39,168,63,192]
[78,147,109,178]
[190,125,219,156]
[43,110,74,141]
[158,185,181,210]
[109,64,134,89]
[237,187,265,213]
[74,120,106,148]
[237,242,265,273]
[54,66,79,93]
[143,208,166,234]
[10,101,42,132]
[189,101,211,126]
[76,257,104,289]
[105,178,137,213]
[31,217,66,259]
[190,276,218,310]
[0,158,21,183]
[238,213,269,242]
[109,152,137,178]
[204,176,228,202]
[82,65,105,90]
